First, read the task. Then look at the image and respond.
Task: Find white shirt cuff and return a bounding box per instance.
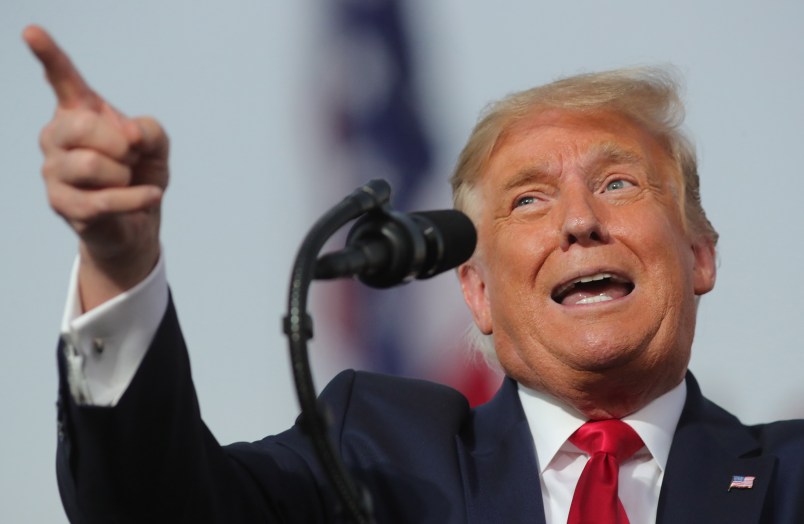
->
[60,251,169,406]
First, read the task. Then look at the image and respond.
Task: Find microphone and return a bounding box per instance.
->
[314,209,477,288]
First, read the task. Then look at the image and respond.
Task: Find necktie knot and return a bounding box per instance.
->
[567,420,644,524]
[569,419,643,462]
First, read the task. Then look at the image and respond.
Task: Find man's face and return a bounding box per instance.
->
[459,109,716,409]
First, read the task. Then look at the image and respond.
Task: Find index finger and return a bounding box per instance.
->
[23,25,102,111]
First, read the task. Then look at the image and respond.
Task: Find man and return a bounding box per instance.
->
[25,25,804,523]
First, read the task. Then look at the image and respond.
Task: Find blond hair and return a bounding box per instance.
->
[451,66,718,244]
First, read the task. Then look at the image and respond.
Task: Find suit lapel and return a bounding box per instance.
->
[657,373,775,524]
[455,373,776,523]
[456,378,546,524]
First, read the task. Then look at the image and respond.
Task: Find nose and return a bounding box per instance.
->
[558,186,609,250]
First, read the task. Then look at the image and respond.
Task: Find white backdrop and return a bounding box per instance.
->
[2,1,803,521]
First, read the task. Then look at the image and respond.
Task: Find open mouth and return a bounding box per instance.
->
[551,272,635,306]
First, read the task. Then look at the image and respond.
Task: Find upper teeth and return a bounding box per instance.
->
[575,273,612,284]
[555,273,613,297]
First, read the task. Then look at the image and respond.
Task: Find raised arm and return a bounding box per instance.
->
[24,25,169,311]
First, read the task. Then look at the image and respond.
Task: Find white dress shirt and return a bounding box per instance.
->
[518,380,686,524]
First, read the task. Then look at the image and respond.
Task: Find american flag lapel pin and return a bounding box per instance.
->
[728,475,755,491]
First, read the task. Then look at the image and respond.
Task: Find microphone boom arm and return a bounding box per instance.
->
[282,178,476,523]
[282,179,390,524]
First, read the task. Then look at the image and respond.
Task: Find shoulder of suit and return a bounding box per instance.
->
[320,370,472,432]
[745,418,804,451]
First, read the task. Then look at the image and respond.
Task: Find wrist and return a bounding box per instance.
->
[77,241,160,311]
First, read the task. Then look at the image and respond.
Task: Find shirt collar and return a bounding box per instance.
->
[517,378,687,474]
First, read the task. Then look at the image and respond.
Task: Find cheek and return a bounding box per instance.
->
[652,228,696,286]
[477,225,549,317]
[488,222,554,274]
[618,203,691,265]
[629,220,698,319]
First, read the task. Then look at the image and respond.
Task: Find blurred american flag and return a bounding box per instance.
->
[310,0,500,406]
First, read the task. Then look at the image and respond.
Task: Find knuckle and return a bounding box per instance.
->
[70,111,98,139]
[74,150,102,178]
[74,194,102,222]
[46,187,68,215]
[41,156,60,181]
[46,190,60,212]
[48,188,97,223]
[38,122,55,151]
[89,192,113,216]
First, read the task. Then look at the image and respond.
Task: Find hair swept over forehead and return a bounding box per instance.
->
[450,66,718,245]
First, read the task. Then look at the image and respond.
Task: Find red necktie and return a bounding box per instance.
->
[567,420,644,524]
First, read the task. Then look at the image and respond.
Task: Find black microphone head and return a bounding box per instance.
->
[325,208,478,288]
[410,210,477,279]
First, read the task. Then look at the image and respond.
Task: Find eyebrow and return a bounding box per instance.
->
[501,165,554,192]
[501,142,646,193]
[584,142,645,170]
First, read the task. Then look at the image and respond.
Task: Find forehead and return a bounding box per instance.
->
[487,109,669,175]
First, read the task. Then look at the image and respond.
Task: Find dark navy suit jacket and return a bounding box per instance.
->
[56,299,804,522]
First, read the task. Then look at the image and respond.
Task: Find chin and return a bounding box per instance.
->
[554,328,651,372]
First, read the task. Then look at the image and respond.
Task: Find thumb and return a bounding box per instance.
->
[125,116,170,159]
[123,116,170,190]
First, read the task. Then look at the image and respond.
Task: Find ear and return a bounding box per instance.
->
[691,236,717,295]
[458,261,493,334]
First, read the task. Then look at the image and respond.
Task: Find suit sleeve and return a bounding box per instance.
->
[55,297,337,523]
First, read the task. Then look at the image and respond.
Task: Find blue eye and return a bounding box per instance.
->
[605,179,633,192]
[515,195,536,207]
